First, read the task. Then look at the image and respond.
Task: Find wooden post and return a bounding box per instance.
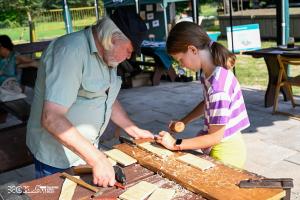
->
[27,11,36,42]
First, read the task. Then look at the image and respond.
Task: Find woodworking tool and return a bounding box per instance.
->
[73,165,127,185]
[61,172,103,197]
[169,121,185,133]
[238,178,293,200]
[119,136,136,145]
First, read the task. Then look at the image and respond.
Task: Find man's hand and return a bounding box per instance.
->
[127,126,154,139]
[91,156,116,187]
[110,100,154,139]
[156,131,176,150]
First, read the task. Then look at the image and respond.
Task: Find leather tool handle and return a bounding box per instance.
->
[61,172,99,192]
[74,165,127,185]
[73,165,92,174]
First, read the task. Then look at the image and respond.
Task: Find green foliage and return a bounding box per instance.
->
[0,0,97,28]
[43,0,95,9]
[0,0,43,28]
[200,3,218,16]
[175,1,190,14]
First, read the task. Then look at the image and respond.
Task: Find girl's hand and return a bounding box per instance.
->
[168,120,185,133]
[156,131,176,150]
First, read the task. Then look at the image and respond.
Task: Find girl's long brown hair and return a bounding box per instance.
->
[166,22,236,69]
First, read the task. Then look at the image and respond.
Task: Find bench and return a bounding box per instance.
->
[140,41,177,86]
[120,43,177,88]
[134,60,176,86]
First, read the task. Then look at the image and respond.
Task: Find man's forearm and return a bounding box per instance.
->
[42,111,105,167]
[111,100,135,131]
[110,100,153,139]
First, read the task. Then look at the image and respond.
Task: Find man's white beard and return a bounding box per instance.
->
[108,61,120,68]
[104,49,120,68]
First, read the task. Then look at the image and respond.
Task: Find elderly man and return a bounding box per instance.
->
[26,7,153,187]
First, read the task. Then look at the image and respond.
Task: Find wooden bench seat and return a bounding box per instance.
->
[14,40,51,55]
[132,60,176,86]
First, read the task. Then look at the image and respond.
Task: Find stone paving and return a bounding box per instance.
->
[0,81,299,199]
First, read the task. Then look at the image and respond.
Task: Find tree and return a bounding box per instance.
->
[42,0,95,9]
[0,0,43,27]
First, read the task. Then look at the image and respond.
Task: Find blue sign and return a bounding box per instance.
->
[226,24,261,53]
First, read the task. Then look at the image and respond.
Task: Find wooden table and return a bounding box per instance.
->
[21,164,204,200]
[243,47,300,107]
[20,142,286,200]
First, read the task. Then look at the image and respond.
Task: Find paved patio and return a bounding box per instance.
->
[1,81,299,199]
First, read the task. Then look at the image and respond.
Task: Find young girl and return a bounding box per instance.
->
[156,22,250,168]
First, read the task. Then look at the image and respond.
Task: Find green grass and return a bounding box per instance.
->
[1,17,96,43]
[1,20,299,94]
[218,39,300,95]
[217,40,274,89]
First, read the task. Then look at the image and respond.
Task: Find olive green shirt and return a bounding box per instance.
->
[26,27,122,168]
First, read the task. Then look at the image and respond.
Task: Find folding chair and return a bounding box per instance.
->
[273,55,300,119]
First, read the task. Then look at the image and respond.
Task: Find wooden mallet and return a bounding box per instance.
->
[169,121,185,133]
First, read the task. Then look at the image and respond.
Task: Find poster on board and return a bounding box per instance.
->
[147,13,154,20]
[152,20,159,27]
[146,4,153,11]
[226,24,261,53]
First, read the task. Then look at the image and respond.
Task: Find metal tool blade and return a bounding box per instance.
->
[113,165,126,184]
[119,136,135,145]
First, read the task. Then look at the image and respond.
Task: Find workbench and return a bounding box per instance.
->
[19,142,286,200]
[21,164,204,200]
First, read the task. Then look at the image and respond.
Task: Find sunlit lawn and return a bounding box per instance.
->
[2,23,299,95]
[1,17,96,43]
[218,40,300,95]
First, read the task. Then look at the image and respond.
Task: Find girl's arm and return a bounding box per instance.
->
[169,101,205,133]
[157,124,225,150]
[178,125,225,150]
[181,100,205,124]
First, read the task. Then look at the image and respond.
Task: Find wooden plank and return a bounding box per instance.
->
[21,164,154,200]
[119,181,158,200]
[59,176,79,200]
[104,149,137,166]
[137,142,174,158]
[14,41,51,55]
[115,143,285,200]
[148,188,175,200]
[101,174,205,200]
[21,164,204,200]
[176,153,215,171]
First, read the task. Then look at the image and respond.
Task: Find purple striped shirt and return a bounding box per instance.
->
[199,66,250,138]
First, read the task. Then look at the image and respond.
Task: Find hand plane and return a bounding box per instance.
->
[238,178,293,200]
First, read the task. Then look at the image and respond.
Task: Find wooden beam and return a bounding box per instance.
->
[115,143,285,200]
